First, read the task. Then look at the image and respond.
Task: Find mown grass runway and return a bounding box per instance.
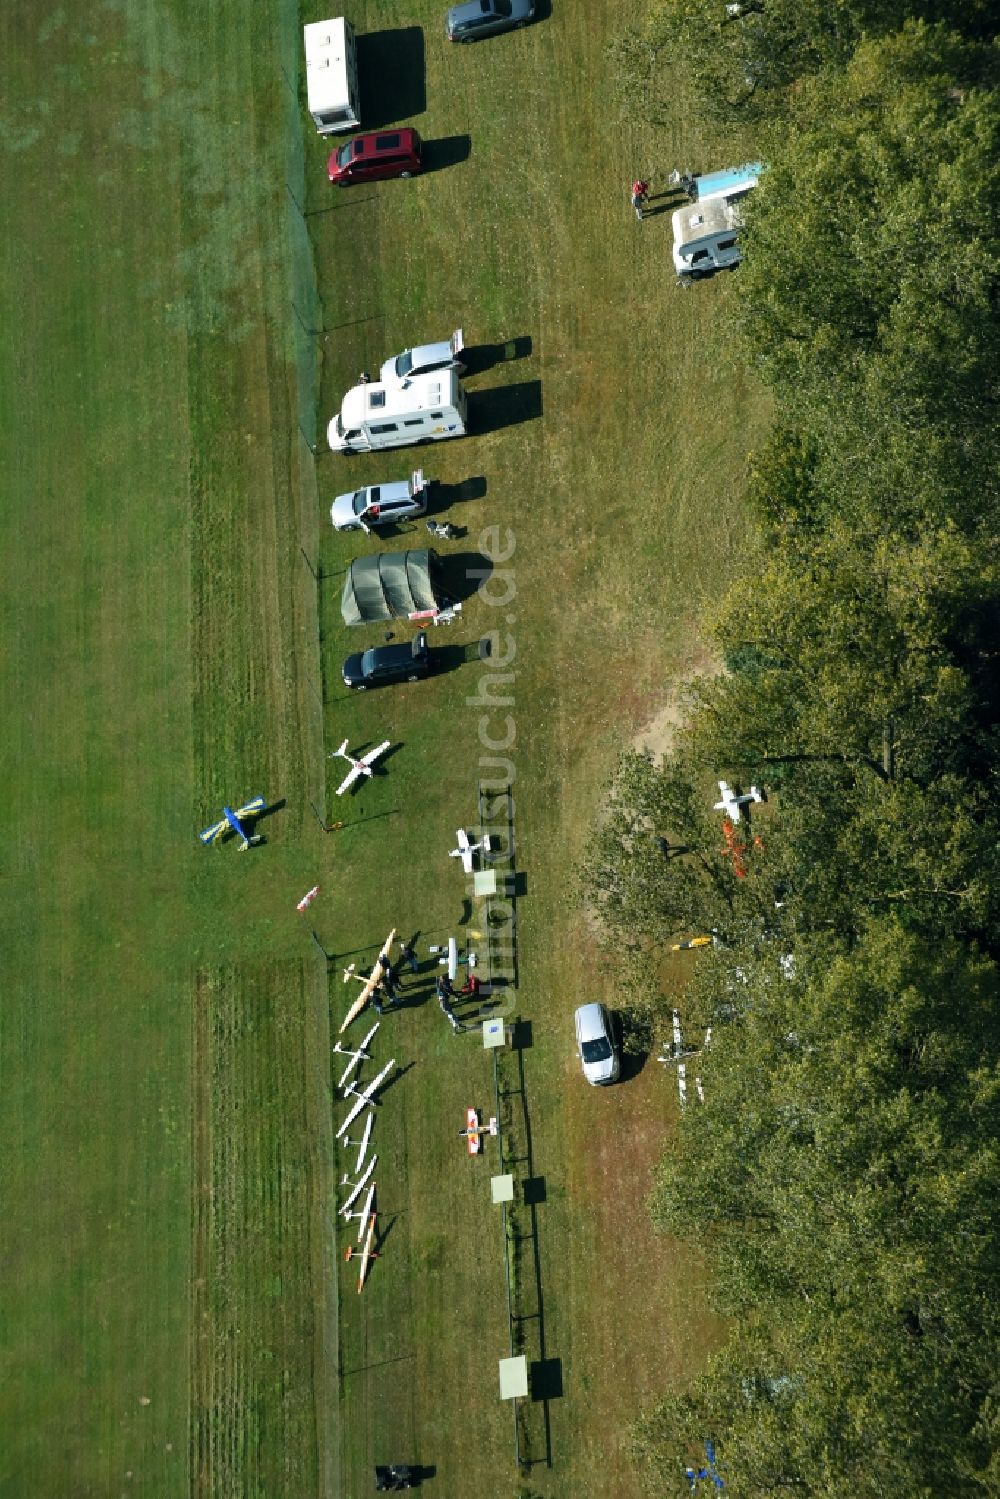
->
[1,0,767,1495]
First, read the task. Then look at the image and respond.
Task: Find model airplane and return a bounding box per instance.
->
[339,929,396,1033]
[713,779,764,823]
[336,1058,395,1139]
[198,797,266,851]
[344,1180,377,1242]
[339,1154,377,1218]
[460,1107,497,1156]
[329,737,391,797]
[449,828,492,874]
[341,1112,375,1177]
[333,1021,380,1092]
[343,1211,378,1293]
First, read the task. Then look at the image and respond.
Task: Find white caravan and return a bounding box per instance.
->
[671,162,761,280]
[327,371,468,454]
[304,17,361,135]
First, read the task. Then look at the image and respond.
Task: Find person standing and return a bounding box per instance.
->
[631,179,649,221]
[398,940,418,975]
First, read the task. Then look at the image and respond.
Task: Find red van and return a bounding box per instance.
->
[327,128,423,187]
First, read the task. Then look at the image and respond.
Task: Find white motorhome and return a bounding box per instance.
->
[304,17,361,135]
[671,162,761,279]
[327,371,468,454]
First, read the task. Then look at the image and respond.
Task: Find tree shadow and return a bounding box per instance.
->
[356,28,426,126]
[462,336,532,377]
[468,380,542,434]
[421,134,472,173]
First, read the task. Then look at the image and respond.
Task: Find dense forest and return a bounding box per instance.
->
[590,7,1000,1494]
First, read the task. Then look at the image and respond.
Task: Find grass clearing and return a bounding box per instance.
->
[310,2,769,1495]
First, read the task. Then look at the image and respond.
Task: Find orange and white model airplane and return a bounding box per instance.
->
[713,779,764,823]
[329,737,392,796]
[339,929,396,1032]
[460,1107,497,1155]
[449,828,492,874]
[344,1210,379,1293]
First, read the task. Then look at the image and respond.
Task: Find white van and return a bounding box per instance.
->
[304,17,361,135]
[327,371,468,454]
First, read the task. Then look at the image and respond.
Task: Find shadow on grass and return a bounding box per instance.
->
[462,336,532,377]
[468,380,542,434]
[439,550,492,602]
[421,134,472,173]
[357,28,426,125]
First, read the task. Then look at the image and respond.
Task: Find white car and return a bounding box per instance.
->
[380,328,465,385]
[330,469,431,532]
[574,1002,620,1086]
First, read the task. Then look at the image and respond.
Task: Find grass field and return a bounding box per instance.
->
[0,0,768,1495]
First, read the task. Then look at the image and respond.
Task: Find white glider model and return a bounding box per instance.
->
[333,1022,380,1093]
[342,1112,375,1177]
[339,1154,377,1218]
[330,737,392,797]
[336,1058,395,1140]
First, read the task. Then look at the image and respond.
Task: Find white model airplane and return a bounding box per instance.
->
[329,737,392,797]
[341,1112,375,1177]
[713,779,764,823]
[343,1179,377,1240]
[333,1021,380,1092]
[336,1058,395,1139]
[449,828,492,874]
[339,1154,377,1218]
[339,929,396,1033]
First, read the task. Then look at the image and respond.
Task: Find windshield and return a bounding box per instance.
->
[395,350,414,379]
[360,649,377,674]
[581,1037,612,1064]
[336,141,353,169]
[352,491,368,515]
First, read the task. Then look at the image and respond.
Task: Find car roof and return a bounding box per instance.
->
[351,127,420,155]
[575,1002,608,1040]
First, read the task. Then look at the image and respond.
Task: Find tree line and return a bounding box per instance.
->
[589,9,1000,1494]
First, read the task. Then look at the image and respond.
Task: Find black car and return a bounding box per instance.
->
[342,632,433,690]
[447,0,535,42]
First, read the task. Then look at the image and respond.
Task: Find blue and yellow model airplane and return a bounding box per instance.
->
[199,797,266,852]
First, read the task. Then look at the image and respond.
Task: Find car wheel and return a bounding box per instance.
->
[400,170,413,178]
[356,684,368,691]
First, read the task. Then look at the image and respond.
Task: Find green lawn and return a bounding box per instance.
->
[0,0,768,1495]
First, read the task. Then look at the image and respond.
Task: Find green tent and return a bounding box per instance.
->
[340,548,444,625]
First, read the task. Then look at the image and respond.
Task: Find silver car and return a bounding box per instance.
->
[447,0,535,41]
[330,469,431,532]
[574,1002,620,1086]
[380,328,465,384]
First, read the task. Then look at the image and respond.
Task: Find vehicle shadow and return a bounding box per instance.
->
[357,28,426,125]
[434,474,487,509]
[421,134,472,173]
[468,380,542,434]
[462,336,532,377]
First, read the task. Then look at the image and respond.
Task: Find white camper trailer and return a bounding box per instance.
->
[327,371,468,454]
[671,162,761,280]
[304,17,361,135]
